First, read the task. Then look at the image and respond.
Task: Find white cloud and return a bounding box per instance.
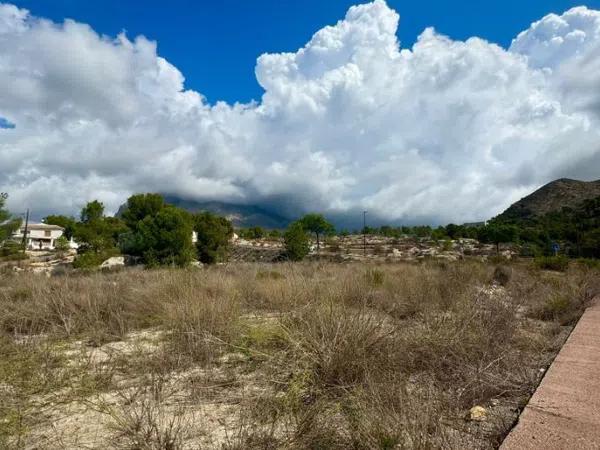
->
[1,1,599,225]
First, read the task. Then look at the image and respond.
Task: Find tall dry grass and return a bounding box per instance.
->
[0,260,598,449]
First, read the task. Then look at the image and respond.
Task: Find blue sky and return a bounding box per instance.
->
[11,0,600,104]
[3,0,600,223]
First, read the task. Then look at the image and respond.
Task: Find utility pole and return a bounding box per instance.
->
[363,210,367,257]
[22,209,29,254]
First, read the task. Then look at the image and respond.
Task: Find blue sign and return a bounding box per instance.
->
[552,243,560,254]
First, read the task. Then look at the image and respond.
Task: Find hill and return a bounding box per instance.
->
[117,195,291,229]
[497,178,600,222]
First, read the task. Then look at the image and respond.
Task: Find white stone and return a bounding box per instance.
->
[100,256,125,269]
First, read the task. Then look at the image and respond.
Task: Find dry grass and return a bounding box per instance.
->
[0,260,598,449]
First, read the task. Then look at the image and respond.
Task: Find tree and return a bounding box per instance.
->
[133,206,195,266]
[74,201,127,254]
[80,200,104,223]
[445,223,462,240]
[193,212,233,264]
[478,224,519,255]
[117,193,195,267]
[0,193,21,245]
[268,229,282,239]
[298,213,335,252]
[239,226,265,240]
[431,226,448,241]
[121,193,165,229]
[284,221,310,261]
[44,215,77,239]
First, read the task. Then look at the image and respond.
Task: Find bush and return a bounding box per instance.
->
[534,256,569,272]
[492,265,512,286]
[283,302,392,388]
[0,241,24,258]
[194,212,233,264]
[539,295,571,321]
[284,222,310,261]
[577,258,600,270]
[239,226,265,240]
[54,236,70,254]
[73,250,119,269]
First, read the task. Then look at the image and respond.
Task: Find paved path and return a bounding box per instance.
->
[501,300,600,449]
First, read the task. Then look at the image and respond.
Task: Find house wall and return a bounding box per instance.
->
[12,227,65,250]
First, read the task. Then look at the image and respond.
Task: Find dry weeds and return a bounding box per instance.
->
[0,260,598,449]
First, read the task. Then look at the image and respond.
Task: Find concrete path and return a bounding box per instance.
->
[501,300,600,449]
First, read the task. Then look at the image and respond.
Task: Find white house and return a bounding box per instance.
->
[12,223,66,250]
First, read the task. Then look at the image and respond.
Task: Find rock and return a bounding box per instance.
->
[407,247,420,256]
[100,256,125,269]
[470,405,487,421]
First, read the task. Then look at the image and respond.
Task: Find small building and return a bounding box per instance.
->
[12,223,65,250]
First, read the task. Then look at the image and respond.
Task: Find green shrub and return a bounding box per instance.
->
[534,256,569,272]
[194,212,233,264]
[577,258,600,270]
[54,236,70,254]
[0,241,24,258]
[540,295,571,321]
[284,222,310,261]
[73,249,119,269]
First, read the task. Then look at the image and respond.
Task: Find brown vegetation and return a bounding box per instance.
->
[0,260,598,449]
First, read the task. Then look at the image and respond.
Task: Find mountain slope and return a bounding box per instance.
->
[497,178,600,222]
[163,196,291,229]
[113,195,291,229]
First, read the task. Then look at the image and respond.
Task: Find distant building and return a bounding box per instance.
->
[12,223,65,250]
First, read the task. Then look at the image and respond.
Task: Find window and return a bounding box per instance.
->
[44,230,51,237]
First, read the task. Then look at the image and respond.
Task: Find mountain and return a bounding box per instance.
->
[497,178,600,222]
[116,195,291,229]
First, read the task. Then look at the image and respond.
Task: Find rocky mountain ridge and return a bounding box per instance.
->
[497,178,600,222]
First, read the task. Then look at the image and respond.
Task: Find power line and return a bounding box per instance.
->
[22,209,29,254]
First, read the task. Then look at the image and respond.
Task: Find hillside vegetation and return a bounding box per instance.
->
[497,179,600,222]
[492,180,600,258]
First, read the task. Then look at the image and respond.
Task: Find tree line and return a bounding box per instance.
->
[2,192,598,264]
[44,194,233,268]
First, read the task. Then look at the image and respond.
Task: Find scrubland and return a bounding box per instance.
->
[0,260,598,449]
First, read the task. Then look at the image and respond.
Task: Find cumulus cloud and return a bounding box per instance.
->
[1,1,599,224]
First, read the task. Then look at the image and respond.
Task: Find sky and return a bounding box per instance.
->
[2,1,600,225]
[10,0,600,104]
